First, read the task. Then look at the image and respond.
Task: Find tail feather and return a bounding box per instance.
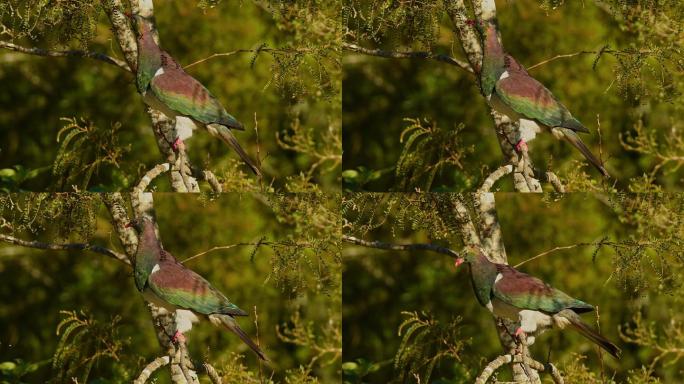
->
[561,310,621,359]
[208,124,262,177]
[218,315,269,362]
[562,130,610,178]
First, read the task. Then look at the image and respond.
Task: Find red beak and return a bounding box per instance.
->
[454,258,464,267]
[124,222,133,228]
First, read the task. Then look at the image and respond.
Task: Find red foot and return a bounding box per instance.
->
[172,137,184,151]
[513,328,526,355]
[515,139,528,152]
[171,330,186,344]
[454,258,465,268]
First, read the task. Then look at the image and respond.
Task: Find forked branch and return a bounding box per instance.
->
[342,235,460,258]
[0,233,129,265]
[0,41,130,71]
[475,354,564,384]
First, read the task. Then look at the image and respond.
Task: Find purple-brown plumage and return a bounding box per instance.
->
[456,248,620,358]
[130,13,262,176]
[129,216,267,361]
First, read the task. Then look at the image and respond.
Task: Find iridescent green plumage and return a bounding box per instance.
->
[476,12,609,177]
[129,216,267,360]
[130,14,261,176]
[457,250,620,359]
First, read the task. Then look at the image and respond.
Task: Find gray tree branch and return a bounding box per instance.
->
[101,0,199,192]
[0,40,130,71]
[342,42,473,73]
[342,234,460,258]
[0,233,129,265]
[474,192,507,261]
[101,192,198,383]
[134,356,170,384]
[441,0,541,192]
[475,354,564,384]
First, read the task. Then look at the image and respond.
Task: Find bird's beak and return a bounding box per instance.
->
[454,258,465,268]
[124,222,133,228]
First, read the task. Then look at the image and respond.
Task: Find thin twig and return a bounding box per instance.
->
[0,40,131,71]
[133,356,170,384]
[184,47,313,69]
[514,243,592,268]
[0,233,129,265]
[181,241,290,264]
[342,235,460,258]
[342,42,473,73]
[526,48,652,70]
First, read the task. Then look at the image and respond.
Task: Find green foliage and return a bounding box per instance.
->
[277,309,341,369]
[394,118,474,192]
[394,311,469,383]
[0,165,51,192]
[343,0,442,49]
[343,193,476,242]
[343,193,684,382]
[0,1,341,192]
[266,192,341,296]
[0,358,49,384]
[52,117,131,191]
[0,193,99,241]
[0,1,100,47]
[342,358,384,384]
[343,0,684,190]
[0,193,341,382]
[51,310,127,383]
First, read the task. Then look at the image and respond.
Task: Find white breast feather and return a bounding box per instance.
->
[519,310,552,334]
[175,116,197,140]
[519,119,541,142]
[151,264,160,274]
[175,309,199,333]
[499,70,510,80]
[153,67,165,77]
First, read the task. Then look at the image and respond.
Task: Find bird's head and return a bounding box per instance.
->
[454,245,480,268]
[124,12,152,38]
[125,216,151,233]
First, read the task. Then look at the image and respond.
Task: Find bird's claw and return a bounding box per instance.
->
[515,139,528,152]
[513,328,526,356]
[171,137,184,151]
[171,330,186,344]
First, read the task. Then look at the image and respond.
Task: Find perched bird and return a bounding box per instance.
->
[477,14,610,177]
[454,249,620,359]
[128,216,268,361]
[131,14,261,177]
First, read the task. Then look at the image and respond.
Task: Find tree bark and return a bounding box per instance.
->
[101,0,199,192]
[101,192,199,383]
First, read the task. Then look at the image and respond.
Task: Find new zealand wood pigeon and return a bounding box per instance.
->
[128,216,268,361]
[478,15,610,177]
[131,14,262,177]
[455,249,620,359]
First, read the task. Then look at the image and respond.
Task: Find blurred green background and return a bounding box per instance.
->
[343,0,683,191]
[0,193,341,383]
[343,193,684,383]
[0,1,340,191]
